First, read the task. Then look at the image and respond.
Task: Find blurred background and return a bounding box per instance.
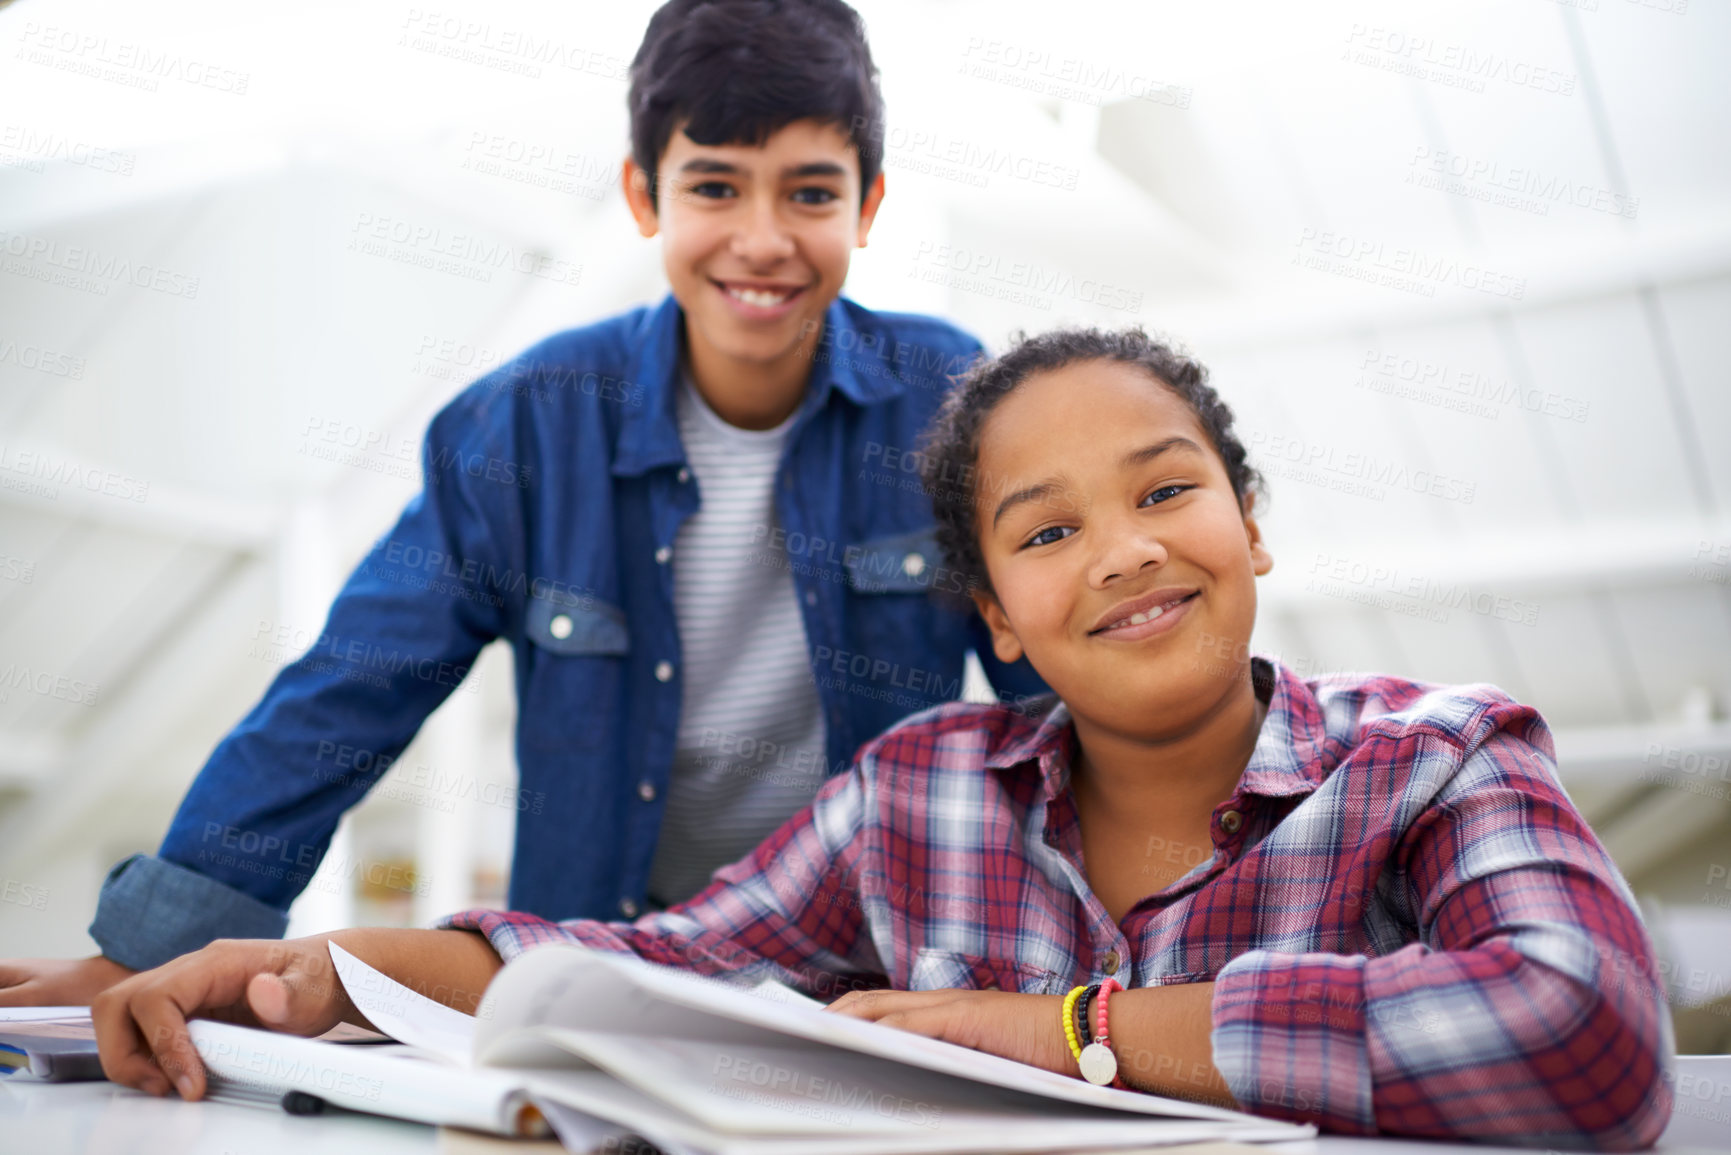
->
[0,0,1727,1048]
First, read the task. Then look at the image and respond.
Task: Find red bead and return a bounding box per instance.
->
[1095,978,1127,1089]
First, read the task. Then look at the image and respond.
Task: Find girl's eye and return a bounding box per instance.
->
[1141,484,1191,507]
[791,187,839,205]
[1023,525,1075,549]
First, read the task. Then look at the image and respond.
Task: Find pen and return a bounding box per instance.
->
[200,1080,328,1116]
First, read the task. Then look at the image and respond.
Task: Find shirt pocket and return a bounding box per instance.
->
[519,593,628,752]
[907,948,1064,995]
[845,526,949,595]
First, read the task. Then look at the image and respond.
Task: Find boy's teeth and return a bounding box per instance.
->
[729,286,792,306]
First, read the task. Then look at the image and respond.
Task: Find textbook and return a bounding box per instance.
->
[181,942,1316,1153]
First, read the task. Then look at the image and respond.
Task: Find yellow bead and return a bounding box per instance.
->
[1061,985,1087,1062]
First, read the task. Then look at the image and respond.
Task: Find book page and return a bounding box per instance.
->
[327,940,478,1065]
[487,947,1274,1125]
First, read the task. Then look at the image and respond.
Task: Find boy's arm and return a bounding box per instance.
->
[68,385,518,980]
[1208,724,1674,1149]
[91,926,502,1100]
[438,761,887,998]
[96,759,886,1101]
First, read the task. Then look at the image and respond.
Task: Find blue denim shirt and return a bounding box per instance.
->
[90,294,1046,970]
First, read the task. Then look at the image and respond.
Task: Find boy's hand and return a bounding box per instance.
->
[0,954,136,1006]
[826,989,1075,1076]
[90,936,355,1100]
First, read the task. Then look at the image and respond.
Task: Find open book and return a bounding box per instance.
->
[185,943,1315,1154]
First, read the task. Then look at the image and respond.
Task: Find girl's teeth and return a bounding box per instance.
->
[1120,605,1166,628]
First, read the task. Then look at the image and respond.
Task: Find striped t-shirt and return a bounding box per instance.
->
[644,374,828,906]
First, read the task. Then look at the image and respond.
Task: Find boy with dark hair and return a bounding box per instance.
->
[0,0,1042,1006]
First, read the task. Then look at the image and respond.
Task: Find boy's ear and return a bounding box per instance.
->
[622,158,659,239]
[855,171,886,248]
[970,587,1025,666]
[1243,502,1273,577]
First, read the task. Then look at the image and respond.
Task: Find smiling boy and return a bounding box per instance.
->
[92,329,1671,1148]
[0,0,1042,1006]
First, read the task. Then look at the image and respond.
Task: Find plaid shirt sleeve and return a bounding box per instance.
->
[1210,703,1674,1150]
[435,765,888,998]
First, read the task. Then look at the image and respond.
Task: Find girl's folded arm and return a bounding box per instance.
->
[437,764,886,998]
[1209,727,1674,1150]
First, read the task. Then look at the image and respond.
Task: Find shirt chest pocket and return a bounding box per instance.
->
[519,594,628,753]
[840,528,964,699]
[907,948,1064,995]
[845,526,948,595]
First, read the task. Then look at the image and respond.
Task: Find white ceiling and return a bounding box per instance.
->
[0,0,1727,954]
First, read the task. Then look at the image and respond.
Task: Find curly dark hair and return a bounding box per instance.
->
[920,327,1264,596]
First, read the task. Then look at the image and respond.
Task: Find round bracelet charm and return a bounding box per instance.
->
[1078,1040,1118,1086]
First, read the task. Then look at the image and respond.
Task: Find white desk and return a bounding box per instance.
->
[2,1077,1725,1155]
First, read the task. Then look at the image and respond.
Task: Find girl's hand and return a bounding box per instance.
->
[826,989,1075,1075]
[90,935,356,1100]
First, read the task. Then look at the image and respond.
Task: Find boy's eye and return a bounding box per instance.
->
[688,181,737,199]
[1022,525,1076,549]
[791,186,839,205]
[1141,484,1192,507]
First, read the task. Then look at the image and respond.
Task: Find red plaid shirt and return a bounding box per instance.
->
[441,657,1673,1148]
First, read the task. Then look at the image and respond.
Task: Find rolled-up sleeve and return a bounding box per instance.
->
[1211,729,1674,1150]
[89,854,290,970]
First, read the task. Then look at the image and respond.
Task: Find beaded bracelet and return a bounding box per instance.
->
[1060,984,1088,1064]
[1074,984,1099,1049]
[1078,977,1125,1087]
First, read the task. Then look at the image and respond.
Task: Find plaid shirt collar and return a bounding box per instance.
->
[983,656,1334,804]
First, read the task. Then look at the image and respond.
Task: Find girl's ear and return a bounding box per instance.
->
[971,588,1025,665]
[1243,502,1273,577]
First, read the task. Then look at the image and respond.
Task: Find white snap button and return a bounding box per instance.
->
[902,552,926,577]
[549,614,573,640]
[654,660,674,682]
[676,467,690,484]
[654,545,672,565]
[804,589,817,606]
[619,897,639,918]
[638,781,657,802]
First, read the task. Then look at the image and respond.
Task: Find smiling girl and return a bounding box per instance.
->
[92,328,1673,1148]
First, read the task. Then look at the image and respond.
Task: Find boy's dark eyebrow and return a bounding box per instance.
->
[675,159,848,180]
[677,158,741,175]
[785,161,847,179]
[991,437,1205,527]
